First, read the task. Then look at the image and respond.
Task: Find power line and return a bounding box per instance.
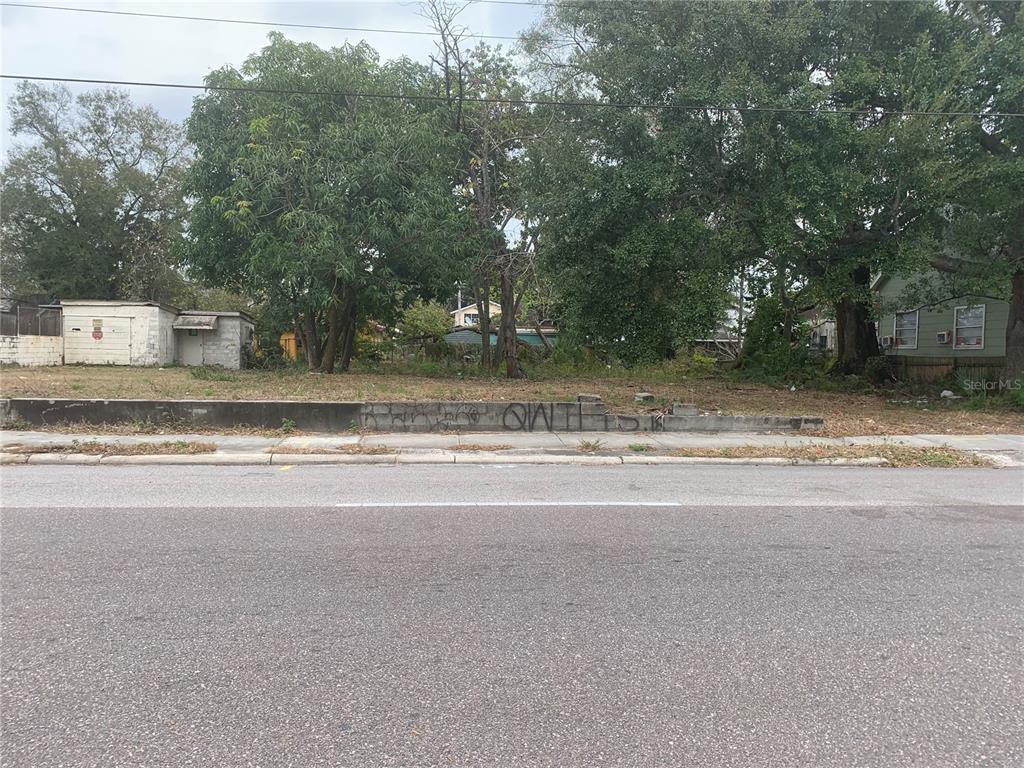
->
[0,2,528,42]
[4,74,1021,119]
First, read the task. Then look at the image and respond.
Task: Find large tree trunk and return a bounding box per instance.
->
[301,309,322,370]
[834,266,880,375]
[317,293,342,374]
[499,267,523,379]
[1005,269,1024,381]
[338,294,359,372]
[475,282,491,369]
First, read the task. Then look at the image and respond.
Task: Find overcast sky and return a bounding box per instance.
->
[0,0,542,145]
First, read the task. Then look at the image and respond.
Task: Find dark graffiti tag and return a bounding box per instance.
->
[501,402,558,431]
[361,401,670,432]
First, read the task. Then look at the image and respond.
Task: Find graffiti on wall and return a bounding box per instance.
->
[360,401,667,432]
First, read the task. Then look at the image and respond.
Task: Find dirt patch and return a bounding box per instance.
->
[669,444,992,468]
[449,443,514,452]
[2,440,217,456]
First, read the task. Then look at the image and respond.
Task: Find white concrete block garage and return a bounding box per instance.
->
[173,311,255,369]
[61,300,254,369]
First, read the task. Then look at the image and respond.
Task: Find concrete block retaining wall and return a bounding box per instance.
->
[1,399,363,432]
[1,398,823,433]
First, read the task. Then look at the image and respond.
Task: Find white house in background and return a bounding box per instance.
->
[800,307,837,352]
[59,300,255,369]
[450,302,500,328]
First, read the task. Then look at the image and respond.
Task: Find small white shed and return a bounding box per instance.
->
[173,311,255,369]
[62,300,177,366]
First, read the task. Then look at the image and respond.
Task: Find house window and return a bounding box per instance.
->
[954,305,985,350]
[188,329,198,337]
[893,310,918,350]
[464,313,479,326]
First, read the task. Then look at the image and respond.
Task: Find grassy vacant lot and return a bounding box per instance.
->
[2,440,216,455]
[3,363,1022,436]
[669,444,993,468]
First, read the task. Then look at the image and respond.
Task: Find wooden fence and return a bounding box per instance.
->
[889,355,1006,384]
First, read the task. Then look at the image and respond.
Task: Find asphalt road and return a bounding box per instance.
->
[2,465,1023,766]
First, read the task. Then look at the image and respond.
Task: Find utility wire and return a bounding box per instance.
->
[0,2,530,42]
[3,74,1020,119]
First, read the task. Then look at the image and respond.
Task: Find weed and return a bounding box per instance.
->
[189,366,237,382]
[669,443,990,468]
[280,417,297,434]
[627,443,654,452]
[3,440,216,456]
[577,439,605,453]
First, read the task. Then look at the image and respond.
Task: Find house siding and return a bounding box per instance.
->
[877,275,1008,358]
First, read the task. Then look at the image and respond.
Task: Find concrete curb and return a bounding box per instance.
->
[1,451,900,467]
[270,453,397,465]
[97,453,272,465]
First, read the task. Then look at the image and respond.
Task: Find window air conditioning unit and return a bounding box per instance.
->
[936,330,951,344]
[881,336,893,348]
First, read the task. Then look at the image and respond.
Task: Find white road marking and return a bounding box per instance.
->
[332,501,685,508]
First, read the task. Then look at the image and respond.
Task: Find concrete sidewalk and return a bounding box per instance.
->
[2,429,1022,467]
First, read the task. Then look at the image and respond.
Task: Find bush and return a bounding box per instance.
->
[689,349,718,378]
[864,355,895,386]
[399,301,451,341]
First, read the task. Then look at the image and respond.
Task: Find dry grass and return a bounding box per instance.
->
[2,440,216,456]
[2,364,1022,436]
[268,444,395,455]
[577,439,605,453]
[670,444,992,468]
[2,418,302,438]
[449,443,514,452]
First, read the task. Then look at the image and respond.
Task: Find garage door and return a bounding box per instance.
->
[63,316,132,365]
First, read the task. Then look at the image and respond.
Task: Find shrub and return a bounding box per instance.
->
[689,349,718,377]
[864,355,895,386]
[399,301,451,341]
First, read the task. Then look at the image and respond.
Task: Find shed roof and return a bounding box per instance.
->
[179,309,256,324]
[173,314,218,330]
[60,299,180,314]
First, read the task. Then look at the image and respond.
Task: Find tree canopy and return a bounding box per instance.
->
[184,33,463,371]
[1,82,190,303]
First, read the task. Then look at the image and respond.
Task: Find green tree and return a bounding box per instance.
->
[0,83,190,302]
[184,34,462,372]
[893,0,1024,378]
[524,0,980,374]
[399,300,451,340]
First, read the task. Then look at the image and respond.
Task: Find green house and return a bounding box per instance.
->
[873,273,1008,382]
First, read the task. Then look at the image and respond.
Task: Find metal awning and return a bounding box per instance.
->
[173,315,218,330]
